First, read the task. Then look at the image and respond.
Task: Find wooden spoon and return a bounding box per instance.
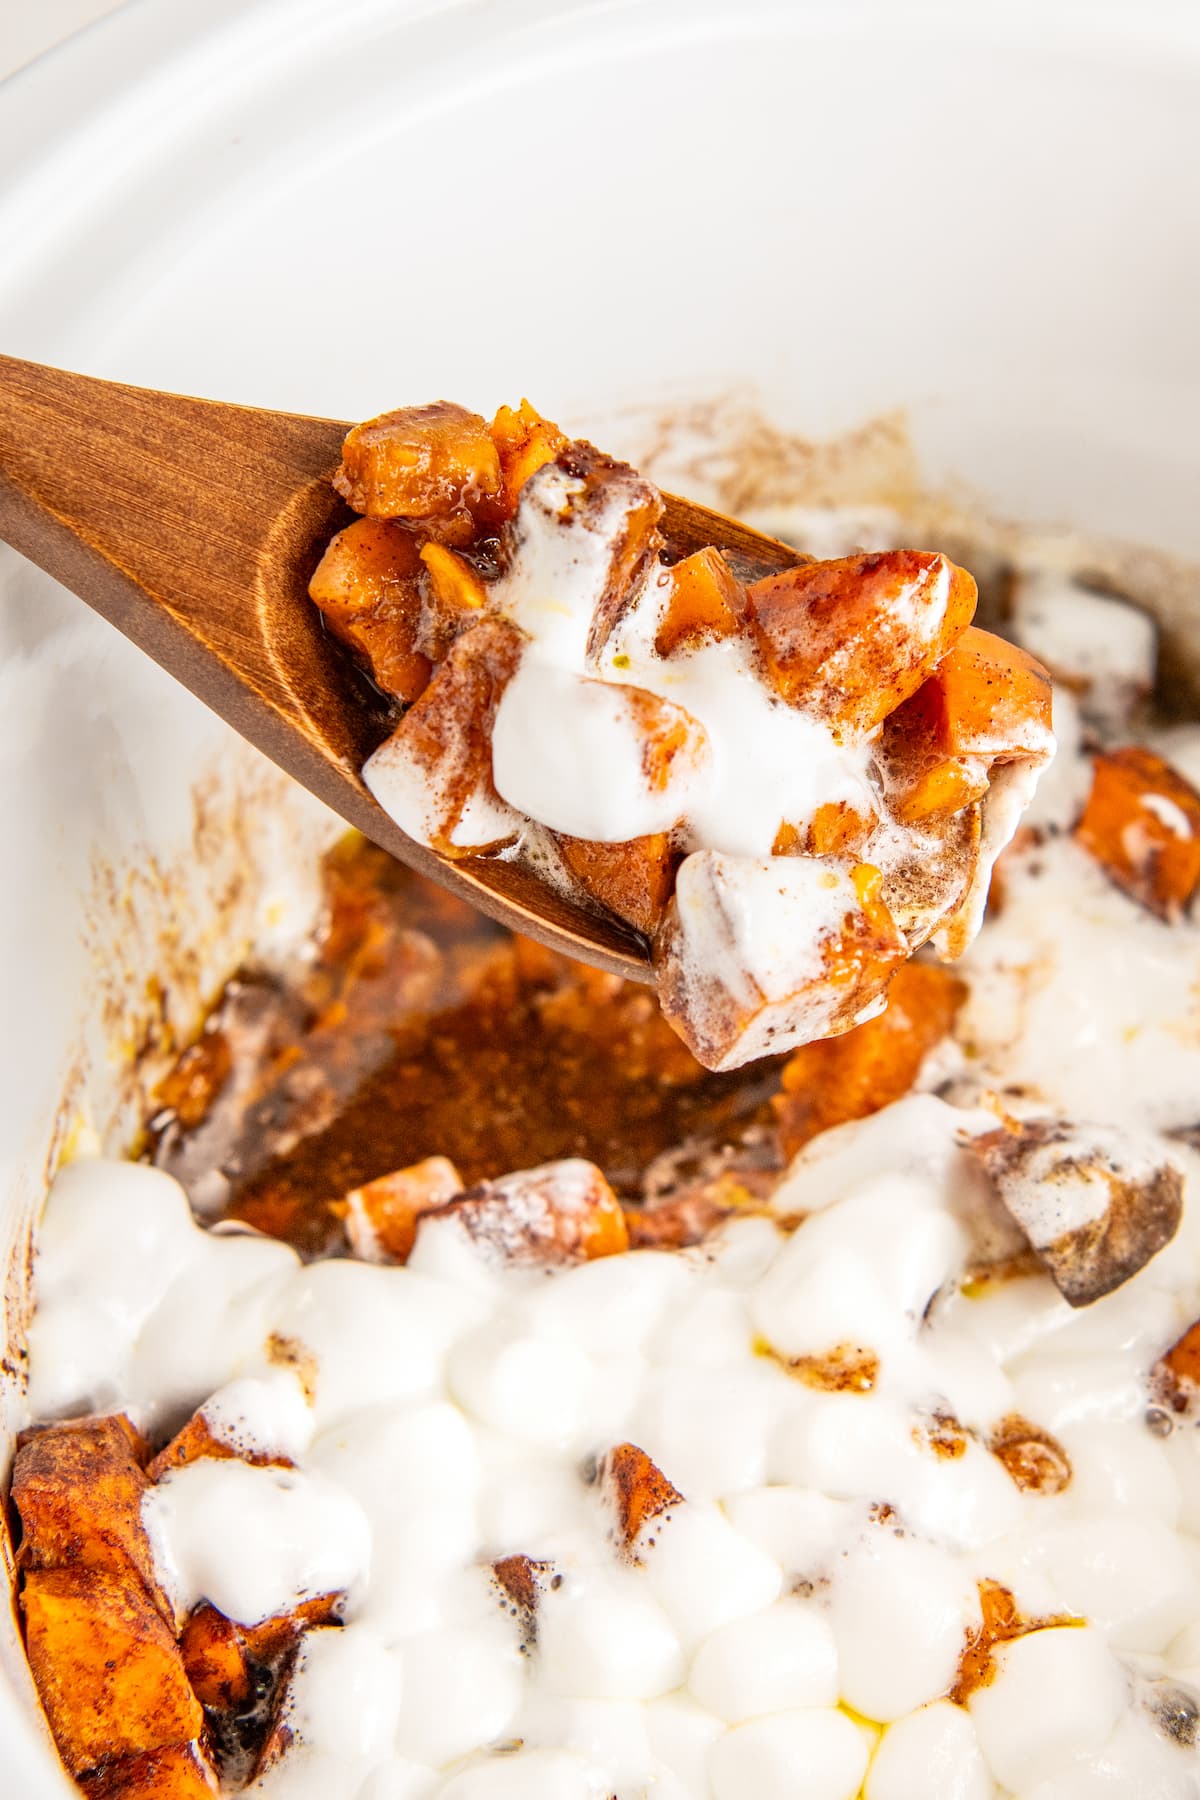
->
[0,354,806,981]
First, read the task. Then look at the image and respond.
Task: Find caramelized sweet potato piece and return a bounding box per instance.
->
[80,1742,216,1799]
[623,1191,734,1249]
[418,541,488,659]
[179,1605,252,1711]
[1075,747,1200,920]
[307,517,432,704]
[745,549,977,736]
[530,445,662,659]
[239,1593,343,1665]
[654,547,744,658]
[556,831,679,936]
[654,853,909,1072]
[772,960,967,1158]
[12,1417,162,1607]
[22,1567,204,1776]
[420,1158,629,1267]
[881,627,1054,825]
[623,685,710,795]
[147,1409,291,1482]
[773,802,878,859]
[490,400,569,515]
[599,1443,684,1553]
[889,627,1055,759]
[338,1154,463,1263]
[968,1118,1183,1305]
[363,616,525,857]
[1151,1318,1200,1419]
[333,401,501,537]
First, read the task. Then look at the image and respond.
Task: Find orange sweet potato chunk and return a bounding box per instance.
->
[338,1154,464,1262]
[367,616,525,857]
[773,802,878,859]
[623,684,710,795]
[421,1159,629,1267]
[771,960,968,1158]
[889,627,1054,759]
[12,1417,161,1606]
[654,547,744,658]
[239,1593,342,1664]
[490,400,569,515]
[419,541,488,659]
[147,1409,292,1483]
[22,1567,203,1777]
[1075,746,1200,920]
[308,516,432,704]
[333,401,501,531]
[179,1605,252,1711]
[1152,1317,1200,1418]
[599,1443,684,1552]
[745,549,977,736]
[80,1742,217,1799]
[556,831,679,936]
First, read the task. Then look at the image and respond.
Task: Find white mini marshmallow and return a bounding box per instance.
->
[967,1626,1128,1791]
[535,1569,684,1701]
[828,1528,981,1722]
[709,1710,870,1800]
[642,1502,783,1648]
[688,1599,839,1719]
[865,1701,992,1800]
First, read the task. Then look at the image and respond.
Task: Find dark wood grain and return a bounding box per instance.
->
[0,355,806,980]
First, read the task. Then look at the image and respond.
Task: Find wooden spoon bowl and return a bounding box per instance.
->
[0,355,806,980]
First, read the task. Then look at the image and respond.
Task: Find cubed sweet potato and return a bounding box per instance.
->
[12,1417,161,1609]
[623,1192,734,1249]
[363,616,525,857]
[418,541,488,659]
[654,852,909,1072]
[880,627,1053,826]
[1151,1318,1200,1419]
[179,1605,252,1711]
[333,401,501,537]
[654,547,744,658]
[490,400,569,515]
[338,1155,463,1263]
[556,831,678,936]
[771,960,967,1158]
[745,549,977,736]
[22,1567,203,1776]
[773,802,877,859]
[80,1742,217,1799]
[540,444,662,658]
[967,1118,1183,1306]
[239,1593,342,1664]
[308,516,432,704]
[888,626,1055,759]
[420,1158,629,1267]
[598,1443,684,1553]
[1075,746,1200,920]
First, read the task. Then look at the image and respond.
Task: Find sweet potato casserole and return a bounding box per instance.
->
[9,427,1200,1800]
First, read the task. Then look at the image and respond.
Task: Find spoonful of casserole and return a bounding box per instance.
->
[0,360,1053,1069]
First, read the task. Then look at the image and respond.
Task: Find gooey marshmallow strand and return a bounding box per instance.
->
[27,782,1200,1800]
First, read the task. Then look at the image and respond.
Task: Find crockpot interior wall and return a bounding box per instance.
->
[1,2,1197,1794]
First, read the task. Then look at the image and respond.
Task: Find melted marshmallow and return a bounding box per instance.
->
[25,1090,1200,1799]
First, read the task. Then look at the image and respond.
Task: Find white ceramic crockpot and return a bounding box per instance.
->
[2,1,1198,1790]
